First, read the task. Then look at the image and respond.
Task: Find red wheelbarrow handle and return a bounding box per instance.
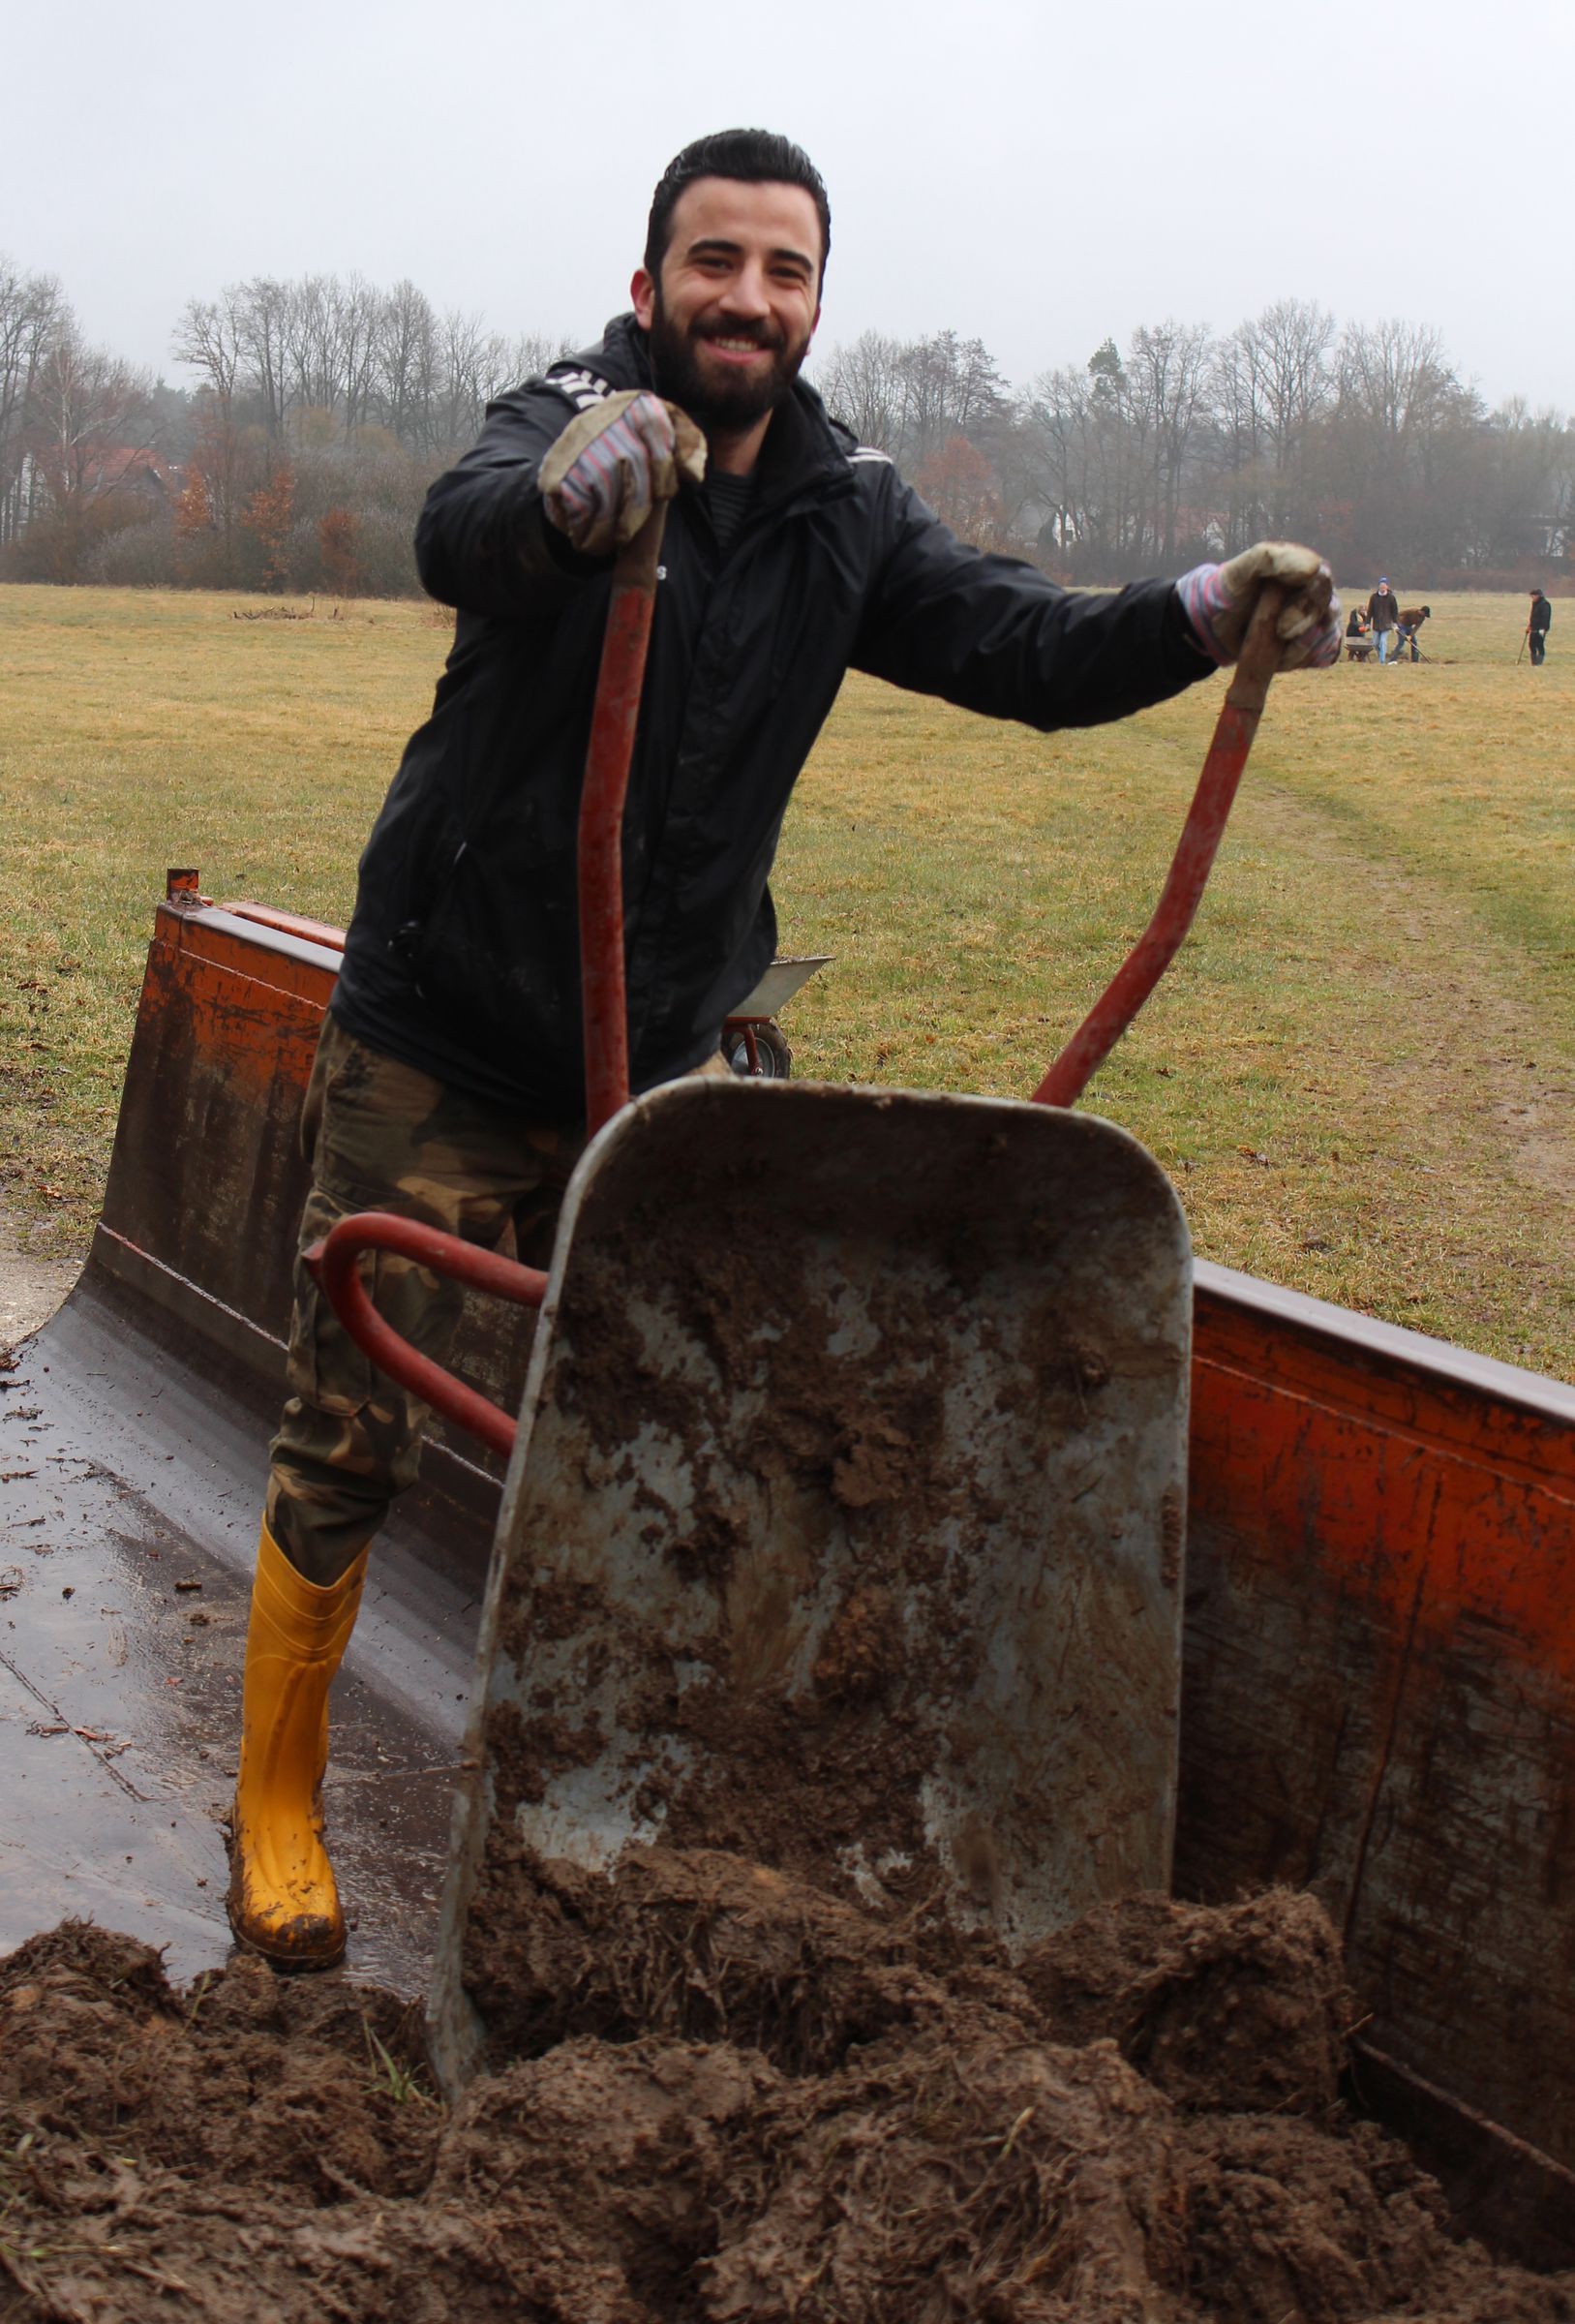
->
[308,512,667,1453]
[305,1212,547,1461]
[580,507,668,1138]
[1034,583,1285,1109]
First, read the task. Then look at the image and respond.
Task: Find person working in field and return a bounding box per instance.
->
[227,126,1345,1968]
[1367,578,1403,663]
[1396,603,1431,661]
[1527,588,1552,665]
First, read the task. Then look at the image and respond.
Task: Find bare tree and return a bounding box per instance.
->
[26,325,158,574]
[0,257,64,545]
[1022,340,1154,572]
[237,279,290,439]
[500,331,581,389]
[1469,399,1575,566]
[1210,299,1334,544]
[812,327,1007,469]
[282,276,343,427]
[171,290,244,405]
[897,331,1006,467]
[1127,320,1212,558]
[375,279,439,449]
[435,308,491,449]
[1023,362,1096,561]
[1219,302,1334,461]
[1337,318,1456,443]
[813,328,909,450]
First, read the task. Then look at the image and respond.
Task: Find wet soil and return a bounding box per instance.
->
[5,1883,1573,2322]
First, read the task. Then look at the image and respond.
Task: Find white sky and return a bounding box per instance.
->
[5,0,1568,413]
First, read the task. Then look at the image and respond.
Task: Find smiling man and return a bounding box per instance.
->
[637,173,821,454]
[227,127,1342,1971]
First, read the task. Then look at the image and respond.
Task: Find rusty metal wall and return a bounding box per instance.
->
[1181,1266,1575,2190]
[96,901,335,1350]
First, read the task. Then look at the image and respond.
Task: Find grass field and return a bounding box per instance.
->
[2,581,1571,1380]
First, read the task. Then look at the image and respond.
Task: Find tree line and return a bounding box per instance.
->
[2,254,1569,596]
[819,312,1573,583]
[0,260,571,594]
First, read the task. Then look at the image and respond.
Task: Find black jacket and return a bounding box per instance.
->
[1530,594,1553,633]
[332,316,1214,1116]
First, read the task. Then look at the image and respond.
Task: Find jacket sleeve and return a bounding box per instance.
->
[414,384,607,619]
[852,474,1214,729]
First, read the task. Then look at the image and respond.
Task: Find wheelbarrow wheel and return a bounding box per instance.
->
[727,1021,792,1080]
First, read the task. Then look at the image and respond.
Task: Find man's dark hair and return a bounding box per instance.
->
[645,130,831,285]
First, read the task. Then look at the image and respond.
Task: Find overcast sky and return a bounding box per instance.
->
[5,0,1567,413]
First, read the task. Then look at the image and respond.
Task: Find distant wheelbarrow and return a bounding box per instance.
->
[722,954,832,1079]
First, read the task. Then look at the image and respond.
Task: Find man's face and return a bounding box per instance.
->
[632,177,822,435]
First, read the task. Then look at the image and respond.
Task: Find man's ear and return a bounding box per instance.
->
[631,268,655,330]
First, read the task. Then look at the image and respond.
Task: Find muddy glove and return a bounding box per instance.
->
[1175,542,1342,671]
[539,390,707,557]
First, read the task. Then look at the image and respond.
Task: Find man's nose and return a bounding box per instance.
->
[719,261,772,319]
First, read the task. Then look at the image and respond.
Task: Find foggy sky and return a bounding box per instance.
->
[5,0,1567,414]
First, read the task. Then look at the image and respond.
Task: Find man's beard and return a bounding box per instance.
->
[647,292,809,434]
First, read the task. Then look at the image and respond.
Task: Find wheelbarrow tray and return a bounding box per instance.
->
[728,953,833,1019]
[431,1074,1191,2084]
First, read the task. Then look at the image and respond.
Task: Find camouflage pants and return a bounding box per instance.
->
[267,1016,726,1584]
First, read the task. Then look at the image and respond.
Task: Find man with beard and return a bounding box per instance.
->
[227,127,1342,1969]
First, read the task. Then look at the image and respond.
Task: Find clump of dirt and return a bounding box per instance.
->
[4,1886,1572,2324]
[1016,1886,1350,2115]
[459,1842,1026,2068]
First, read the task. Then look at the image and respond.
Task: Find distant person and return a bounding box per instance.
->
[1367,579,1402,664]
[1347,607,1370,637]
[1397,603,1431,661]
[1528,588,1552,666]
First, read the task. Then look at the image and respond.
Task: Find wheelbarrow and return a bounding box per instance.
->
[722,953,831,1078]
[308,515,1285,2090]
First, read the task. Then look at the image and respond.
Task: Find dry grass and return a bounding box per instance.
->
[1,582,1570,1377]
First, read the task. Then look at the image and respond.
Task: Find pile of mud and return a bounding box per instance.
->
[4,1870,1572,2322]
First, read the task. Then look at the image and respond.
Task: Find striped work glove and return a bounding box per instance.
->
[1176,542,1343,671]
[539,390,706,557]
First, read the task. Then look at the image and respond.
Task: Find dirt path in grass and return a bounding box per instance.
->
[1251,782,1575,1213]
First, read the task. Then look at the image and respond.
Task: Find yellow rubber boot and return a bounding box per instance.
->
[227,1519,368,1968]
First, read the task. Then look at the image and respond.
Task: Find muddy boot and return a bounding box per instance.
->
[227,1518,368,1968]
